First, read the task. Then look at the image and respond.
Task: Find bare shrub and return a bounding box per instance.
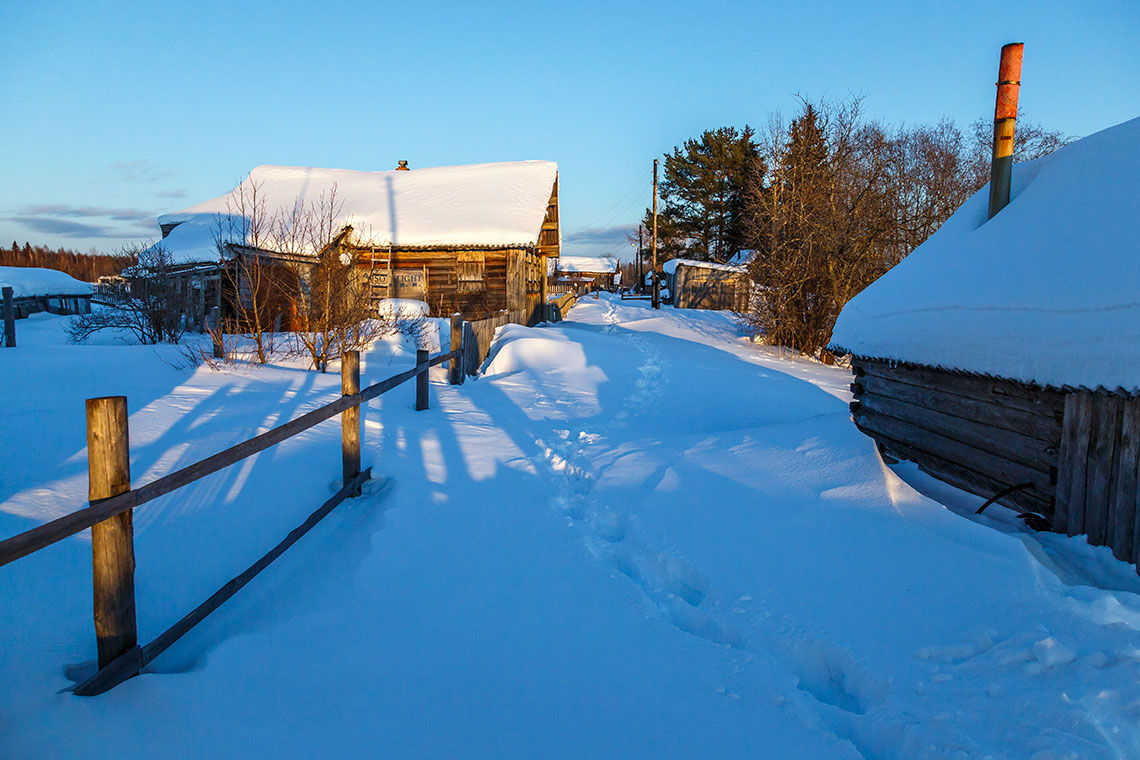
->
[68,242,190,345]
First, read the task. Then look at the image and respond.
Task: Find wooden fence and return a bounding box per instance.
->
[460,308,528,375]
[544,292,580,323]
[0,344,465,696]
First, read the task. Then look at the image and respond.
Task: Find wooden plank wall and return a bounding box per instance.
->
[674,266,749,311]
[850,359,1064,517]
[1054,392,1140,563]
[537,177,560,259]
[356,248,517,320]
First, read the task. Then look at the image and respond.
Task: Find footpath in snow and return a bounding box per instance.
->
[3,295,1140,758]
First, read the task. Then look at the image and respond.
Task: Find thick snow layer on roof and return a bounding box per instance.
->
[556,256,617,273]
[158,161,558,264]
[0,266,93,297]
[831,116,1140,392]
[662,258,745,275]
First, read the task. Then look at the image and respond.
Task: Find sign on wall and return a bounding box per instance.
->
[372,268,427,301]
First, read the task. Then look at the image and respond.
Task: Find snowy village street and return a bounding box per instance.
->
[4,296,1140,758]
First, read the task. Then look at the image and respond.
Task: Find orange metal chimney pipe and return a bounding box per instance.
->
[987,42,1023,219]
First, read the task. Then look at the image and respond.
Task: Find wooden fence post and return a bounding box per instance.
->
[86,396,138,672]
[449,313,464,385]
[3,286,14,348]
[416,349,429,411]
[341,351,361,497]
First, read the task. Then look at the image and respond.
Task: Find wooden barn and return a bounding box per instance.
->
[662,258,749,311]
[155,160,560,325]
[550,255,618,294]
[831,115,1140,567]
[0,266,93,319]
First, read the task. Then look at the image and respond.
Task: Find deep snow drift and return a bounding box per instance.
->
[832,115,1140,392]
[0,265,94,297]
[3,296,1140,758]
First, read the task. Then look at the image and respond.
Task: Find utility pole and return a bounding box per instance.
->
[651,159,660,310]
[636,225,643,292]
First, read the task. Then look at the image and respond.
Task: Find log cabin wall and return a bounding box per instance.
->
[850,358,1063,517]
[354,247,533,322]
[851,358,1140,570]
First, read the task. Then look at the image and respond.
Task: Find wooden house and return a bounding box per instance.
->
[662,258,749,311]
[154,160,560,325]
[550,256,618,294]
[0,266,93,319]
[830,116,1140,567]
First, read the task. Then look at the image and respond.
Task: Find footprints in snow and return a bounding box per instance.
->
[533,429,744,649]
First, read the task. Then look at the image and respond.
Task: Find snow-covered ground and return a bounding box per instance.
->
[4,296,1140,758]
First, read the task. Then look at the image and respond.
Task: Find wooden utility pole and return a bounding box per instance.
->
[86,396,139,672]
[652,159,660,309]
[636,225,643,291]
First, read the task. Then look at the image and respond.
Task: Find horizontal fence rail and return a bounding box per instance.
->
[0,343,463,696]
[0,348,461,568]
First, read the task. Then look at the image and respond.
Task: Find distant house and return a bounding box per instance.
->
[0,266,93,319]
[551,256,618,293]
[831,116,1140,565]
[154,160,560,325]
[663,258,749,311]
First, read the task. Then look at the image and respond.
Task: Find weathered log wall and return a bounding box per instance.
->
[852,357,1140,570]
[850,358,1063,517]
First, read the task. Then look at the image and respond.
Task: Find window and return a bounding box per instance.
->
[457,251,485,292]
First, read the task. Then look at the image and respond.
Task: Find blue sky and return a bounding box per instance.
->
[1,0,1137,261]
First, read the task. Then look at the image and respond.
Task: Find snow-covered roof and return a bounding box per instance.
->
[0,266,94,298]
[831,115,1140,392]
[556,255,617,273]
[157,161,558,264]
[662,258,746,275]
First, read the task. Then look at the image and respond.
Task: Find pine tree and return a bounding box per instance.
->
[656,126,762,263]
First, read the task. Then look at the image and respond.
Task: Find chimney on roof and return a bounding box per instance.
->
[987,42,1023,219]
[396,160,410,171]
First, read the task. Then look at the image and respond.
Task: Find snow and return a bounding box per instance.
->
[372,298,430,320]
[555,255,618,273]
[4,296,1140,757]
[157,161,559,264]
[0,266,94,297]
[831,115,1140,392]
[662,258,745,275]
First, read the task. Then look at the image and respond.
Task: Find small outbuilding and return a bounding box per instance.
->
[663,258,749,311]
[155,160,560,325]
[0,266,93,318]
[831,116,1140,566]
[551,256,618,294]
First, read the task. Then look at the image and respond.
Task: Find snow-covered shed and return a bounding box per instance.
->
[662,258,749,311]
[552,255,618,292]
[832,116,1140,564]
[0,266,93,319]
[156,160,560,324]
